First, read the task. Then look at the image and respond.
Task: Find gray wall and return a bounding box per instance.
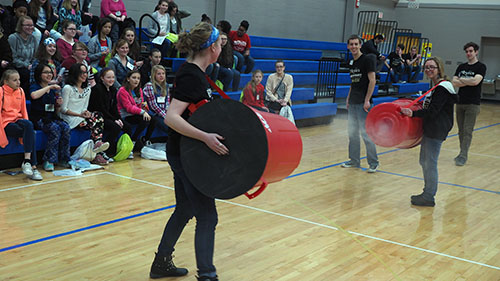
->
[394,6,500,78]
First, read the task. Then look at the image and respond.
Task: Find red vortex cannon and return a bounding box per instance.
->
[366,98,423,149]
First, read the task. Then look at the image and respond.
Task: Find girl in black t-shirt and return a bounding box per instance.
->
[149,22,224,281]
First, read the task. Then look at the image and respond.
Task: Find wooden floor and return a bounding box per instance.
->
[1,102,500,281]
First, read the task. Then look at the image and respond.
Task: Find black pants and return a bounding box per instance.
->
[124,115,155,142]
[103,118,132,157]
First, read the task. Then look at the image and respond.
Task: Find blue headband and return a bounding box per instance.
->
[200,25,220,50]
[44,37,56,46]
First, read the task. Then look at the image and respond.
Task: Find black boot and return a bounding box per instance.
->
[197,275,219,281]
[149,252,188,278]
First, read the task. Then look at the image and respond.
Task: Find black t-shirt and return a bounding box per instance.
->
[454,61,487,105]
[387,52,404,68]
[167,62,213,155]
[349,54,376,104]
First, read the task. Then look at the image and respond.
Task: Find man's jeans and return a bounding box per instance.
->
[347,103,378,167]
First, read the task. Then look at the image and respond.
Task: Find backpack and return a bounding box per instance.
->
[113,133,133,161]
[71,140,96,161]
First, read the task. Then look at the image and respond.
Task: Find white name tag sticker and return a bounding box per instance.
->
[45,104,55,112]
[126,62,134,70]
[157,96,166,103]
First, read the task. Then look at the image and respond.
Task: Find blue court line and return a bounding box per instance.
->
[0,204,176,253]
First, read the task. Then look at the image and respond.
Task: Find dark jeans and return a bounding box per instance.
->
[407,65,421,82]
[206,63,219,82]
[218,67,241,92]
[157,153,218,277]
[103,118,132,157]
[233,51,255,74]
[124,115,154,141]
[154,40,172,60]
[389,65,405,83]
[419,136,443,201]
[4,119,37,165]
[152,114,168,135]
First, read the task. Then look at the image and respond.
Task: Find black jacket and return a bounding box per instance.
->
[89,82,120,121]
[361,39,381,58]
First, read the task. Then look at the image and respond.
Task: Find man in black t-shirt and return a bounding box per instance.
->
[341,35,379,173]
[384,44,406,83]
[452,42,487,166]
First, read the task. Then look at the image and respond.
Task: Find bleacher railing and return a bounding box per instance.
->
[315,57,342,102]
[138,14,160,55]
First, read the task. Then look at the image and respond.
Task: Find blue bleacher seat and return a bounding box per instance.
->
[291,103,337,120]
[250,36,347,51]
[393,82,429,94]
[372,96,398,106]
[251,47,322,60]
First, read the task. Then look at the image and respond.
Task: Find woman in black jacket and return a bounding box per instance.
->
[401,57,457,207]
[88,68,132,159]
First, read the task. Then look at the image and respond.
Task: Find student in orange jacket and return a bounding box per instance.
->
[0,69,42,180]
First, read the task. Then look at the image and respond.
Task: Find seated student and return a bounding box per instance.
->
[56,20,79,61]
[216,19,231,35]
[58,0,83,37]
[265,60,294,114]
[8,15,39,96]
[30,38,62,85]
[88,68,131,160]
[217,32,240,91]
[148,0,171,59]
[229,20,254,74]
[0,69,42,180]
[360,34,386,73]
[404,46,422,83]
[3,0,29,37]
[61,42,96,87]
[242,69,268,112]
[30,62,71,171]
[100,0,134,43]
[143,65,169,134]
[120,27,144,67]
[58,63,110,165]
[0,24,13,79]
[87,17,113,70]
[28,0,57,42]
[384,44,406,83]
[140,48,162,86]
[116,70,155,151]
[107,39,135,88]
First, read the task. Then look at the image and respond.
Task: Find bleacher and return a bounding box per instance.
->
[0,29,430,160]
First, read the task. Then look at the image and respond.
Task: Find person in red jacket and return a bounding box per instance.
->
[116,70,155,151]
[242,69,268,112]
[229,20,254,74]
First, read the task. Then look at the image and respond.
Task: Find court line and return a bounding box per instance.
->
[102,172,500,271]
[0,171,108,193]
[440,148,500,160]
[0,204,176,253]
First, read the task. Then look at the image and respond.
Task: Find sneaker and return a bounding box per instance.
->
[21,161,33,176]
[43,161,54,171]
[367,164,379,173]
[102,153,114,163]
[29,169,43,181]
[128,151,134,159]
[150,253,188,279]
[57,161,72,168]
[341,161,359,168]
[411,194,435,207]
[454,156,466,166]
[93,141,110,153]
[92,154,108,165]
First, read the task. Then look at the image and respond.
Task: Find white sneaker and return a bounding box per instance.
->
[21,162,33,176]
[93,141,110,153]
[128,152,134,159]
[102,153,114,163]
[29,169,43,181]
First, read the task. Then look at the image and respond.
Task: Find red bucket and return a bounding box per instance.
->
[365,98,423,149]
[180,98,302,199]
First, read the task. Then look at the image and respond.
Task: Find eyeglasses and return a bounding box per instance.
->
[424,66,438,70]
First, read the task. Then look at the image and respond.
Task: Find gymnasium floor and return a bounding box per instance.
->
[1,102,499,280]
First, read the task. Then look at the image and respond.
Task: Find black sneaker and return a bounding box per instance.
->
[454,156,466,166]
[341,161,360,168]
[411,194,435,207]
[150,253,188,279]
[197,275,219,281]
